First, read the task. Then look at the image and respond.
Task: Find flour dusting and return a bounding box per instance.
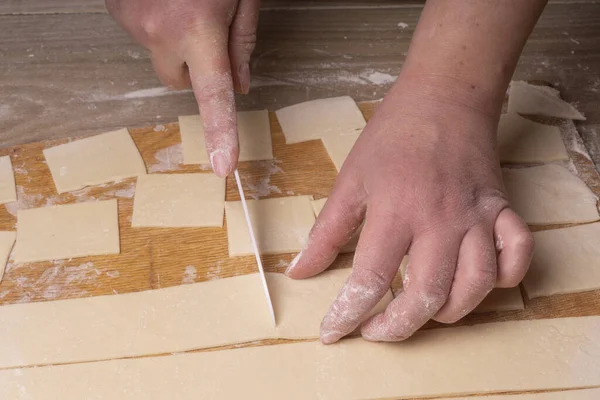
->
[245,160,284,200]
[153,124,166,132]
[397,22,409,29]
[106,270,120,278]
[181,265,197,284]
[148,144,184,173]
[360,70,397,85]
[5,186,44,218]
[206,261,223,281]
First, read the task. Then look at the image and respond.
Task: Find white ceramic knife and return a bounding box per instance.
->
[233,169,276,326]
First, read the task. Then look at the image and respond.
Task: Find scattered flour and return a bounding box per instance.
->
[245,160,284,200]
[181,265,197,284]
[106,270,120,278]
[206,261,223,281]
[274,259,290,269]
[153,124,166,132]
[148,143,184,173]
[360,70,397,85]
[5,186,44,218]
[397,22,409,29]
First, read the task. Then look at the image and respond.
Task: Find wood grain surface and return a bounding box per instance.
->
[0,99,599,398]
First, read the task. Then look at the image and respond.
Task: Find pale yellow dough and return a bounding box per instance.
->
[498,113,568,163]
[0,231,16,283]
[179,110,273,164]
[43,128,147,193]
[508,81,586,120]
[0,269,391,369]
[225,195,315,256]
[455,388,600,399]
[321,130,361,171]
[524,222,600,299]
[276,96,366,144]
[0,156,17,204]
[1,317,598,399]
[13,200,120,263]
[502,164,599,225]
[132,173,225,228]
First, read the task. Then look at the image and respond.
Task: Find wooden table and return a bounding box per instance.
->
[0,100,598,398]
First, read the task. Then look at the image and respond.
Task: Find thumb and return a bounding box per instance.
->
[229,0,261,94]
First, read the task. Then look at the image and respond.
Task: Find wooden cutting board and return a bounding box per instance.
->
[0,98,598,339]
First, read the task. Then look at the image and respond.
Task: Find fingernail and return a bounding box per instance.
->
[210,150,231,177]
[320,330,343,345]
[285,251,302,276]
[238,63,250,94]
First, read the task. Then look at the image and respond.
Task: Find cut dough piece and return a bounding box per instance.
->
[1,317,598,399]
[523,222,600,299]
[132,173,225,228]
[321,130,361,171]
[13,200,119,263]
[311,197,360,253]
[508,81,586,120]
[0,269,391,369]
[398,257,524,314]
[455,388,600,400]
[179,110,273,165]
[0,156,17,204]
[498,113,568,163]
[226,195,315,256]
[43,128,146,193]
[503,164,599,225]
[0,231,16,283]
[276,96,366,144]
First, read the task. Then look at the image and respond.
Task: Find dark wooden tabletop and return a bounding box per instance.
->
[1,0,598,165]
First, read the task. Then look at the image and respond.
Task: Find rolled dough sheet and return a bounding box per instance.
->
[0,231,16,283]
[0,156,17,204]
[523,222,600,299]
[508,81,586,120]
[275,96,366,144]
[311,197,360,253]
[502,164,599,225]
[397,257,524,314]
[43,128,147,193]
[454,388,600,399]
[132,173,225,227]
[1,317,599,399]
[179,110,273,164]
[13,199,120,263]
[498,113,569,163]
[226,195,315,256]
[0,269,391,369]
[321,130,361,171]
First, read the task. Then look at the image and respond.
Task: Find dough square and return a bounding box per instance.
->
[498,113,569,163]
[508,81,586,120]
[0,156,17,204]
[502,164,599,225]
[225,195,315,256]
[321,131,361,171]
[0,231,16,283]
[132,173,225,228]
[43,128,147,194]
[523,222,600,299]
[179,110,273,164]
[275,96,366,144]
[13,199,120,263]
[311,197,360,253]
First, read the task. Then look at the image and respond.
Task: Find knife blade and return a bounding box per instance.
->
[233,169,276,326]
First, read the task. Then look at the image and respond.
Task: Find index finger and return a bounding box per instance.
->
[184,30,239,177]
